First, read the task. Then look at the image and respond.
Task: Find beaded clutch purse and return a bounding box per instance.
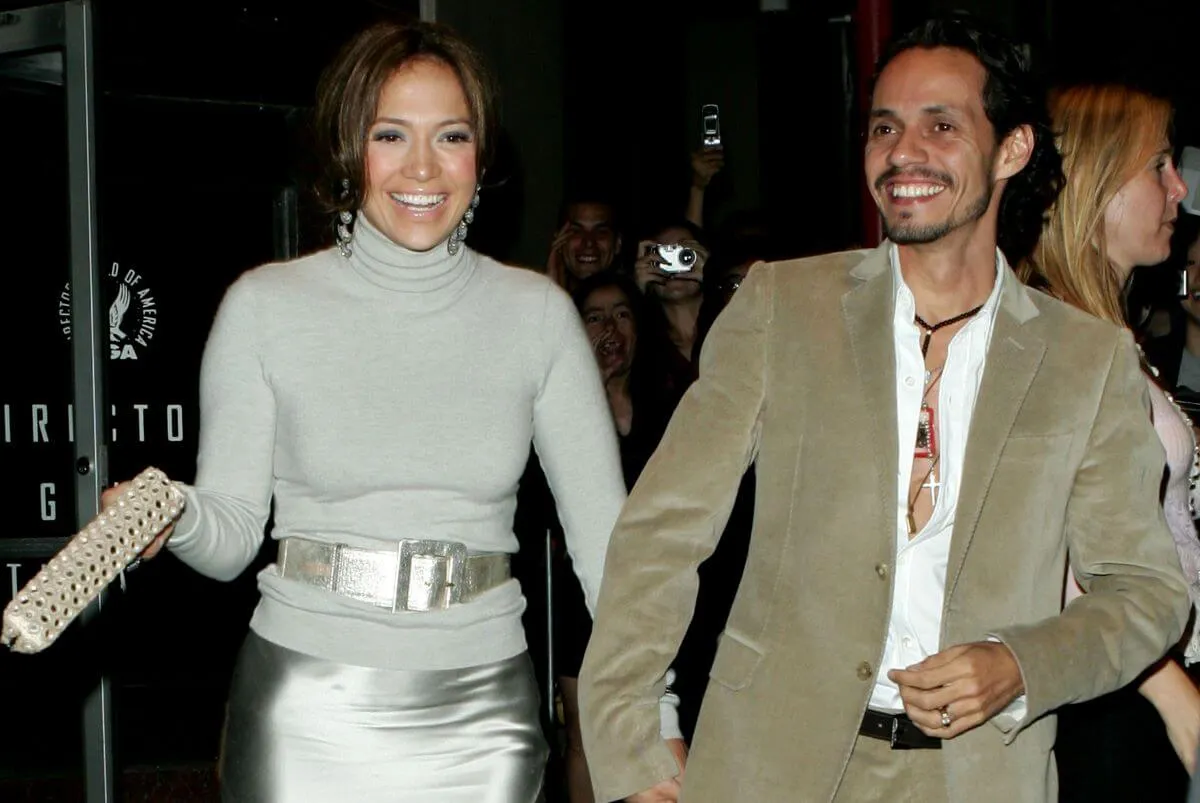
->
[1,467,185,654]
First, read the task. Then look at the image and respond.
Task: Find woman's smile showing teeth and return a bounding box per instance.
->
[390,192,448,214]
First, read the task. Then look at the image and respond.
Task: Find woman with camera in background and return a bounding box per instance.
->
[1019,83,1200,801]
[100,18,635,802]
[632,221,715,408]
[628,223,757,745]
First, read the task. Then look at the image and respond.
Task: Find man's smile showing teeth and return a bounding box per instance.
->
[889,183,946,199]
[390,192,447,210]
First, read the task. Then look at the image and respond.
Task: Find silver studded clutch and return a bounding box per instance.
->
[1,467,185,654]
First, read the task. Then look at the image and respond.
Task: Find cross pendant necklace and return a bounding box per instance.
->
[907,460,942,535]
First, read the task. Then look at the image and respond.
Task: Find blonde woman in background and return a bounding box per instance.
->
[1020,83,1200,802]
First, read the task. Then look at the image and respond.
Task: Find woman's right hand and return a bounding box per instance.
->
[101,482,175,560]
[634,242,668,294]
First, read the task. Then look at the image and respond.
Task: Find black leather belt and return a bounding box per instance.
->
[859,709,943,750]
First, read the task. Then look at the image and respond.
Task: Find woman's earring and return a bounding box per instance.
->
[336,178,355,258]
[336,209,354,258]
[448,184,482,256]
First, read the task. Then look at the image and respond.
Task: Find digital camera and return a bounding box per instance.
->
[656,244,698,273]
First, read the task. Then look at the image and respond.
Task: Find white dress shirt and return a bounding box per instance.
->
[869,245,1004,711]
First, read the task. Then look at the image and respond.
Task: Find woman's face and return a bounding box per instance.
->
[361,58,479,252]
[582,285,638,379]
[1104,144,1188,278]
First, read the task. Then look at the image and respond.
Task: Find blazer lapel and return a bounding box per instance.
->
[841,243,900,540]
[944,269,1046,602]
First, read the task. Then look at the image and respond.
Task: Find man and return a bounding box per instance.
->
[547,196,623,293]
[578,14,1190,803]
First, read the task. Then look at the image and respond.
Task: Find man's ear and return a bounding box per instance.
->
[994,124,1034,182]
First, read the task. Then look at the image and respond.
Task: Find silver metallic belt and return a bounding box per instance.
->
[277,536,511,612]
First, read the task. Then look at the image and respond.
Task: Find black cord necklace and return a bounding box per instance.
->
[914,303,985,356]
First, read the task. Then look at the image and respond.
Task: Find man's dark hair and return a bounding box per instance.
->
[557,190,623,229]
[873,13,1064,264]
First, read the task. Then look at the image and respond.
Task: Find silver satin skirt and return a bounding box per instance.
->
[219,632,548,803]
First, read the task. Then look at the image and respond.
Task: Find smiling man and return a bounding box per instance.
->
[578,13,1191,803]
[547,196,624,293]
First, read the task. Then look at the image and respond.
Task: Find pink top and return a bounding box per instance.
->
[1067,377,1200,663]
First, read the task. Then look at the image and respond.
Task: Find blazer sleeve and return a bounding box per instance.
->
[577,262,773,801]
[990,330,1191,740]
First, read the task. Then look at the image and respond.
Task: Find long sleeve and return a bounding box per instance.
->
[167,274,273,581]
[578,263,772,801]
[992,332,1191,739]
[531,282,626,613]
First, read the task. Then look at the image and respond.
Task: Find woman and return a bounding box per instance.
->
[103,20,626,802]
[632,220,715,407]
[1019,83,1200,801]
[631,223,757,744]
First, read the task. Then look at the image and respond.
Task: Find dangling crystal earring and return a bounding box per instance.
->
[336,178,355,258]
[447,184,482,256]
[336,209,354,258]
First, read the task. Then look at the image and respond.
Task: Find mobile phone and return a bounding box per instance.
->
[701,104,721,149]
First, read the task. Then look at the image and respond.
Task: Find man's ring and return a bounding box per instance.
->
[940,708,953,728]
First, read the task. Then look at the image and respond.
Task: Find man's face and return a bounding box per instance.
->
[562,202,621,281]
[865,47,1001,246]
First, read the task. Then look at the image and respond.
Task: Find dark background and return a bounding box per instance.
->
[1,0,1197,798]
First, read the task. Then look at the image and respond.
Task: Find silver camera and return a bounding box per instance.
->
[656,244,698,273]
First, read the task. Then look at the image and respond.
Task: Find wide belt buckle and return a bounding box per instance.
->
[394,539,468,612]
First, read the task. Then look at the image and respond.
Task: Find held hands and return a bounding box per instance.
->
[625,738,688,802]
[690,146,724,190]
[101,482,175,560]
[887,641,1025,739]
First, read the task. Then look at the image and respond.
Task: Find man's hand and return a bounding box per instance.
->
[624,738,687,802]
[887,641,1025,738]
[547,222,572,288]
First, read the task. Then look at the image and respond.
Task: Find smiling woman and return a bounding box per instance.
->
[97,17,632,803]
[312,19,497,256]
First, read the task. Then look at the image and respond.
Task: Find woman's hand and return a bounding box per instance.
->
[1139,659,1200,774]
[634,242,670,294]
[101,482,175,560]
[690,146,724,190]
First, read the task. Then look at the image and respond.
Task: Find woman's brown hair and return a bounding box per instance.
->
[311,19,499,218]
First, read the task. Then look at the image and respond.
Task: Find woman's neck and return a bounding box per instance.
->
[661,296,702,362]
[606,374,633,436]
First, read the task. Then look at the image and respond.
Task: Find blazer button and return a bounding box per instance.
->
[875,562,889,580]
[856,661,873,681]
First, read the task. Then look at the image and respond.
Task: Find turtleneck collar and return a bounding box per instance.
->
[345,212,476,300]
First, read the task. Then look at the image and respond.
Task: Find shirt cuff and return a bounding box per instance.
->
[986,635,1028,729]
[659,668,683,741]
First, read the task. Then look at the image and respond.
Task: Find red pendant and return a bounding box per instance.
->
[915,404,937,459]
